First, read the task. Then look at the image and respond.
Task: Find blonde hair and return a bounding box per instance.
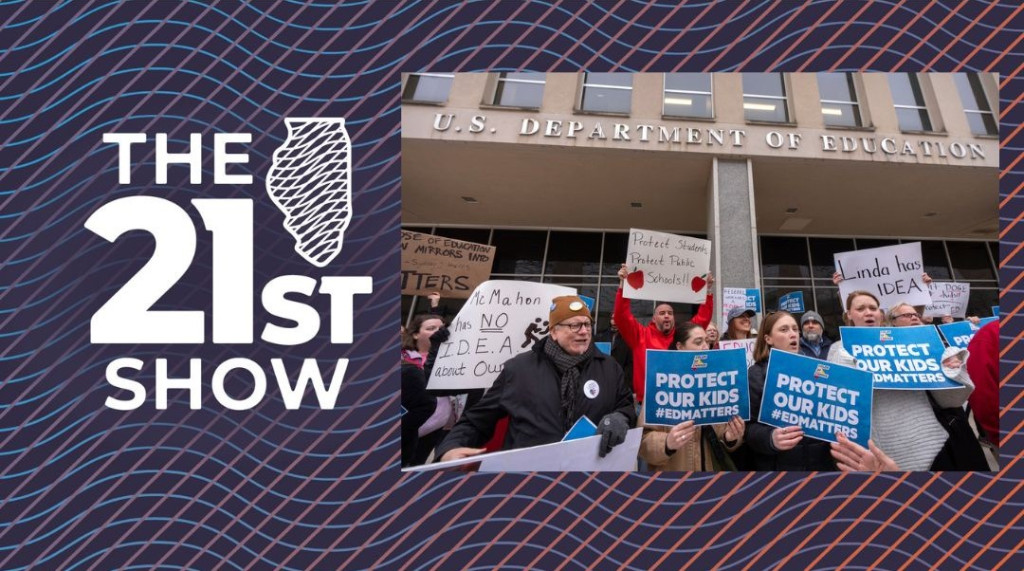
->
[843,290,881,326]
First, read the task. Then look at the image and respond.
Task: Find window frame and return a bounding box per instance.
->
[742,73,790,124]
[818,72,864,128]
[662,73,714,119]
[888,73,934,132]
[577,72,633,115]
[402,72,456,104]
[491,72,546,109]
[954,73,998,137]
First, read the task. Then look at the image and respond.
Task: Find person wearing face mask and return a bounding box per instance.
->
[743,311,836,471]
[827,292,976,470]
[797,310,833,360]
[638,322,745,471]
[614,263,713,404]
[437,295,637,462]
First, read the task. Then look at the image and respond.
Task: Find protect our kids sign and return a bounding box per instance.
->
[840,325,962,390]
[644,348,750,427]
[427,280,575,390]
[759,349,873,447]
[937,317,998,349]
[622,228,710,304]
[834,242,931,309]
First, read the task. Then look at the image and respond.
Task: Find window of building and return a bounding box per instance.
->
[493,72,545,108]
[888,73,933,132]
[579,73,632,114]
[953,73,997,136]
[818,73,862,127]
[545,231,603,275]
[760,236,810,278]
[663,73,713,118]
[491,230,547,275]
[402,73,454,104]
[742,73,789,122]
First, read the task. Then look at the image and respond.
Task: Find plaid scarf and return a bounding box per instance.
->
[541,337,596,432]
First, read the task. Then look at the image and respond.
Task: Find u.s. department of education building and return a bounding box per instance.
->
[401,73,998,339]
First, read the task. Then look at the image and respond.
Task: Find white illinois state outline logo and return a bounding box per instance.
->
[266,117,352,267]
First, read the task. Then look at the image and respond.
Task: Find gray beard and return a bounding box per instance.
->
[804,332,821,343]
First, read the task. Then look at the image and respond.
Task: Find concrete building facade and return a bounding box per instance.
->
[401,72,999,339]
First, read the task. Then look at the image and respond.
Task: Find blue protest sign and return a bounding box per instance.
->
[840,325,962,390]
[562,416,598,441]
[746,288,762,313]
[778,291,805,313]
[759,349,873,446]
[937,317,999,349]
[644,348,749,427]
[594,341,612,355]
[579,294,595,313]
[992,305,1000,317]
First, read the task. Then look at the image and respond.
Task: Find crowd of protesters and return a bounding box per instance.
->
[402,266,998,472]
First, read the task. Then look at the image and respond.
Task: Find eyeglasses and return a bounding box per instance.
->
[893,312,920,320]
[557,321,593,332]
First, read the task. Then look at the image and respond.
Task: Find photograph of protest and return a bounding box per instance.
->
[401,72,999,472]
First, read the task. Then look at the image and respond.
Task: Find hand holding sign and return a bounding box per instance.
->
[623,228,711,304]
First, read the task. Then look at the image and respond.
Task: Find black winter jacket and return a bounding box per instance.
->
[436,338,637,458]
[743,359,836,471]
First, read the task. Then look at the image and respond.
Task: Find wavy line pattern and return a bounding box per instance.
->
[0,0,1022,569]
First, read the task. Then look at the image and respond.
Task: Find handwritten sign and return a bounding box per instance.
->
[644,348,749,427]
[759,349,873,446]
[839,325,962,390]
[401,230,496,299]
[923,282,970,319]
[779,291,805,313]
[721,287,761,327]
[427,280,575,390]
[623,228,710,304]
[834,242,931,309]
[937,317,999,349]
[719,338,756,368]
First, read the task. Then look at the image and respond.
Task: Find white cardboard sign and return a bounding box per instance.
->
[401,429,642,472]
[834,242,931,310]
[923,281,970,319]
[426,280,575,390]
[623,228,711,304]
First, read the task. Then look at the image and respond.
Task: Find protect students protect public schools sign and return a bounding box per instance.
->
[644,348,750,427]
[401,230,495,299]
[622,228,710,304]
[759,349,873,446]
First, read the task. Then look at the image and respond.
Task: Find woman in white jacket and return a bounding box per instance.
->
[827,294,973,470]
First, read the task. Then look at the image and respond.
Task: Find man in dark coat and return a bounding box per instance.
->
[797,310,833,360]
[437,295,637,462]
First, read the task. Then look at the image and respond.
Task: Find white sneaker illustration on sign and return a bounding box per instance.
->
[267,117,352,267]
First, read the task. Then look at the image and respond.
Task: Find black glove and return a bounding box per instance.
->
[596,412,629,457]
[423,327,450,380]
[429,327,450,347]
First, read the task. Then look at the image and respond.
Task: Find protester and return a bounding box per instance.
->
[967,320,999,449]
[831,433,900,471]
[638,322,745,471]
[798,310,833,360]
[437,295,637,462]
[705,321,721,350]
[722,307,756,340]
[401,314,452,466]
[827,292,976,470]
[743,311,835,470]
[614,263,713,403]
